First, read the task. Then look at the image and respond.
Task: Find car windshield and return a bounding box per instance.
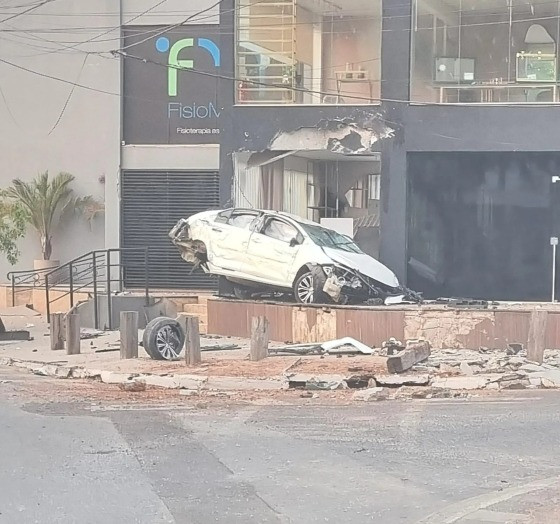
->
[300,223,362,253]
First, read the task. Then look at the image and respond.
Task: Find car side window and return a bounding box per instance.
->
[262,219,298,242]
[228,213,258,229]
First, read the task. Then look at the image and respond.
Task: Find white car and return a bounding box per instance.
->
[169,208,420,305]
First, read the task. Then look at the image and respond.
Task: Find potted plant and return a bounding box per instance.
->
[6,171,103,276]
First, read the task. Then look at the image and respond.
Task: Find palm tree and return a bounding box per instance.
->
[7,171,77,260]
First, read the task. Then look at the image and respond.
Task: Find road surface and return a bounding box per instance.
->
[1,366,559,523]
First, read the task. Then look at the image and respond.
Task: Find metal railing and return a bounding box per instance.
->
[6,266,54,307]
[8,248,150,330]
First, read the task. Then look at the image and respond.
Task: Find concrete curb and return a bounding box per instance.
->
[3,356,560,396]
[0,356,289,392]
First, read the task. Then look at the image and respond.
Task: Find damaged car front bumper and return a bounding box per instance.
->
[321,264,422,305]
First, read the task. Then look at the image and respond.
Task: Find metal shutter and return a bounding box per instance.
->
[121,170,220,289]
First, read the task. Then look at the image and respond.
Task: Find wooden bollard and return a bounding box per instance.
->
[120,311,138,359]
[250,316,269,361]
[65,313,81,355]
[183,315,201,366]
[527,310,548,364]
[50,313,65,351]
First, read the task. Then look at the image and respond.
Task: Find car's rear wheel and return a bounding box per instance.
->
[143,317,185,360]
[293,266,327,304]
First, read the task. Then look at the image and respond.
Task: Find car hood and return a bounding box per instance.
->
[322,247,400,288]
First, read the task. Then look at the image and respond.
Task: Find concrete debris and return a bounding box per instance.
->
[80,329,104,340]
[321,337,374,355]
[305,378,347,391]
[352,387,389,402]
[460,361,474,376]
[274,337,374,356]
[179,389,199,397]
[387,341,431,374]
[381,337,405,356]
[374,374,430,387]
[432,376,492,390]
[507,343,524,355]
[118,380,146,392]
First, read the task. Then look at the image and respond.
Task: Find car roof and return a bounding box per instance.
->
[229,207,319,227]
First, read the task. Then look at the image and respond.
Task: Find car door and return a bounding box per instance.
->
[207,210,260,273]
[245,216,302,286]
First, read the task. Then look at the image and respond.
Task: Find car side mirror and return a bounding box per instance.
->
[289,237,300,247]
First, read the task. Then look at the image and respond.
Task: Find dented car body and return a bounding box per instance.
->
[169,208,421,305]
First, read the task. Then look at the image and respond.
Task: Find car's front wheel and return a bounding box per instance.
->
[293,266,327,304]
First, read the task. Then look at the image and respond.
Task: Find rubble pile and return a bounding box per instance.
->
[287,341,560,401]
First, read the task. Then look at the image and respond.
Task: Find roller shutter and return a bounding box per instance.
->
[121,170,219,289]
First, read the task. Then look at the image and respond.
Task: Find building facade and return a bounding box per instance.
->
[2,0,560,301]
[222,0,560,301]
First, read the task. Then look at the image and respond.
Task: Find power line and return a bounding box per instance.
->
[0,0,58,24]
[48,53,88,135]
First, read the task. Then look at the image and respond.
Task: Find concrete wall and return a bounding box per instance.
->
[208,298,560,350]
[0,0,120,279]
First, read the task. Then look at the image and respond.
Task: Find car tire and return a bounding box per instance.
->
[293,265,327,304]
[143,317,185,360]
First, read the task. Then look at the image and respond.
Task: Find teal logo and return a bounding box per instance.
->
[156,36,221,96]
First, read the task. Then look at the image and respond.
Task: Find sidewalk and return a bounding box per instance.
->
[2,306,560,397]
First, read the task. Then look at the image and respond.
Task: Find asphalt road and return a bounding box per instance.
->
[1,367,560,524]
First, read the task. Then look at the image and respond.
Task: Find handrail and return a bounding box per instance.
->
[7,248,150,329]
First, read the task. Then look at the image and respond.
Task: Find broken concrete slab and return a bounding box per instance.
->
[0,330,31,341]
[32,364,72,379]
[352,387,389,402]
[431,376,491,390]
[499,379,529,390]
[207,377,287,391]
[179,389,199,397]
[386,341,431,374]
[460,361,474,376]
[374,374,430,387]
[99,371,134,385]
[531,370,560,388]
[305,378,346,391]
[118,379,147,392]
[520,363,546,373]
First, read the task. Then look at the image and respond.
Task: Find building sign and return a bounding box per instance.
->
[123,25,221,144]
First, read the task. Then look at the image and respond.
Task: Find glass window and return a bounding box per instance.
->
[300,223,362,253]
[262,218,298,242]
[411,0,560,104]
[236,0,381,105]
[228,212,259,229]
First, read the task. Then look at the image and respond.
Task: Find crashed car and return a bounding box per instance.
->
[169,208,421,305]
